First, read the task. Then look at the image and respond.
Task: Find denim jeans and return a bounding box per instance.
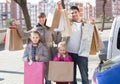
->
[45,76,51,84]
[69,53,89,84]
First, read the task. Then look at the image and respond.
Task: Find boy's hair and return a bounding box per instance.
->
[58,41,66,49]
[70,6,80,12]
[38,12,46,18]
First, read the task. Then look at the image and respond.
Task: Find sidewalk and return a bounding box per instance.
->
[0,49,99,84]
[0,30,110,84]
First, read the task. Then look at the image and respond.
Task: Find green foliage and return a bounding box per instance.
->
[99,15,111,22]
[5,18,12,28]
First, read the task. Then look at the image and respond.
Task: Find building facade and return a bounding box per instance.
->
[0,0,95,28]
[112,0,120,17]
[0,0,38,28]
[96,0,112,19]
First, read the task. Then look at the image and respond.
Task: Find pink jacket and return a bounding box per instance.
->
[53,53,72,62]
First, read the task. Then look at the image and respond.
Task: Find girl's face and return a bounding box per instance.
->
[30,33,40,44]
[58,47,66,55]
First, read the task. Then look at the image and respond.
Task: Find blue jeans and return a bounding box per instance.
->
[45,76,51,84]
[69,53,89,84]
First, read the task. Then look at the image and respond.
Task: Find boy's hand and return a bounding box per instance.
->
[35,56,40,61]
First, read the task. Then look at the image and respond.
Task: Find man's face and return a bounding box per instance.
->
[70,9,80,22]
[38,17,46,25]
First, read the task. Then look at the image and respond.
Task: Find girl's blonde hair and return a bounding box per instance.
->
[58,41,67,50]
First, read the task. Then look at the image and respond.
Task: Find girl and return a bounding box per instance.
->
[23,30,49,62]
[53,41,72,84]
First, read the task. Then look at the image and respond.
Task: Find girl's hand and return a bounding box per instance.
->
[29,56,32,60]
[63,54,66,58]
[35,56,40,61]
[58,53,61,58]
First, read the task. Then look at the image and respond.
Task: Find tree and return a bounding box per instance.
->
[101,0,107,31]
[14,0,32,30]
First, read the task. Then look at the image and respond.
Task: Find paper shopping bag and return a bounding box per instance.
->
[48,61,73,82]
[54,9,73,37]
[5,29,23,51]
[24,62,44,84]
[61,9,73,37]
[54,10,65,32]
[90,25,104,54]
[78,24,104,56]
[78,24,94,56]
[46,8,61,28]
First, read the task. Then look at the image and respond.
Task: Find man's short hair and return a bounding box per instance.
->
[70,6,80,12]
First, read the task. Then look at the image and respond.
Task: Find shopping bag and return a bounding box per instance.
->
[54,9,73,37]
[48,61,73,82]
[90,25,104,54]
[78,24,104,56]
[54,10,65,32]
[61,9,73,37]
[46,8,61,28]
[24,62,44,84]
[3,34,6,43]
[5,28,23,51]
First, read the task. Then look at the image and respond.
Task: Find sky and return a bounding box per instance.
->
[0,0,95,6]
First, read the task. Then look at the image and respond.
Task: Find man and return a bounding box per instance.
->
[67,6,89,84]
[57,2,89,84]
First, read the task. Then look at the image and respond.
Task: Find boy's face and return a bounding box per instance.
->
[30,33,40,44]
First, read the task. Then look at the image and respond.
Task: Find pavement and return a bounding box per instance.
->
[0,29,110,84]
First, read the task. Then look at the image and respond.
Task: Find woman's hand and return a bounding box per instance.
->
[57,1,62,10]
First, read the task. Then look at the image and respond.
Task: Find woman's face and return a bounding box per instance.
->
[38,17,46,25]
[30,33,40,44]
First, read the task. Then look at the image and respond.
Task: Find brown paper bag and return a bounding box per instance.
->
[78,24,104,56]
[89,32,96,55]
[48,61,73,82]
[5,29,23,51]
[90,25,104,55]
[46,8,61,28]
[61,9,73,37]
[78,24,94,56]
[54,9,73,37]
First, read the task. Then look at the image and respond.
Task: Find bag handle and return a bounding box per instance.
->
[61,0,65,9]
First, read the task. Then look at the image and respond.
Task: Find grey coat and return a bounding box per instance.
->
[17,24,62,46]
[23,42,49,76]
[23,42,49,62]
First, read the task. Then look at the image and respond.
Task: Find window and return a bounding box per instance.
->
[117,27,120,49]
